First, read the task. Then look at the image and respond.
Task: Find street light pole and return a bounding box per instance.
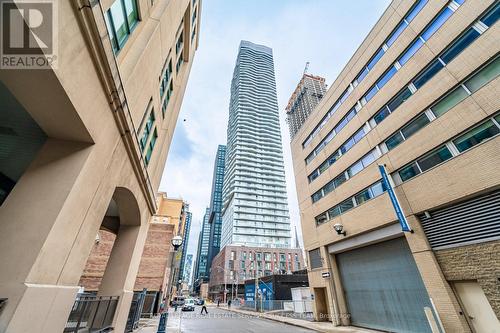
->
[167,235,183,305]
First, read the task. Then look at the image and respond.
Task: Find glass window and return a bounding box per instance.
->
[150,128,157,148]
[104,13,118,51]
[454,0,464,4]
[349,161,363,177]
[324,130,335,144]
[441,28,480,64]
[480,3,500,27]
[464,57,500,93]
[385,132,404,151]
[453,120,500,152]
[377,66,397,89]
[367,48,385,70]
[356,67,369,84]
[353,128,365,143]
[110,0,127,45]
[340,88,351,104]
[431,86,468,117]
[341,137,355,153]
[323,180,335,195]
[319,161,329,174]
[421,7,453,41]
[124,0,138,29]
[333,172,347,188]
[401,113,430,139]
[398,38,423,65]
[145,144,153,164]
[417,146,452,172]
[386,21,407,47]
[374,107,391,124]
[336,116,350,132]
[364,85,378,103]
[371,181,385,197]
[361,151,376,167]
[406,0,427,22]
[387,87,412,112]
[328,150,341,165]
[339,198,354,213]
[399,163,420,181]
[413,59,444,89]
[328,206,341,219]
[355,188,373,205]
[309,170,320,182]
[315,213,328,225]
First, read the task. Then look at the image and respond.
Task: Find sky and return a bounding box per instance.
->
[159,0,392,260]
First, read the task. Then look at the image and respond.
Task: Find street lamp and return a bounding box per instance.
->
[167,235,183,303]
[172,235,183,250]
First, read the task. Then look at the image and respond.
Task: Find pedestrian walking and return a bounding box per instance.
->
[228,299,231,308]
[217,298,220,307]
[200,299,208,315]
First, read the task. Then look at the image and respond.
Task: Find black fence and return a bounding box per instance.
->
[125,289,147,332]
[64,295,119,333]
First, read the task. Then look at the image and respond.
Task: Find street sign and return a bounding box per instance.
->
[322,272,330,278]
[378,165,412,232]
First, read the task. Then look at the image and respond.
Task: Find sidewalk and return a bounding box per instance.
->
[225,306,379,333]
[133,308,181,333]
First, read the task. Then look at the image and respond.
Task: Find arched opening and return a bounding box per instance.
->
[66,187,144,332]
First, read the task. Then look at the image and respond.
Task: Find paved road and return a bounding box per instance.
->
[165,306,314,333]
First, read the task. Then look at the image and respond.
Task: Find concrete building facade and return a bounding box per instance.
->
[286,74,327,139]
[0,0,201,331]
[208,245,304,301]
[289,1,500,332]
[221,41,292,249]
[207,145,226,279]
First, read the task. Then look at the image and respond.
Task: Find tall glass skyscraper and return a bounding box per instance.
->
[221,41,291,249]
[194,207,211,283]
[207,145,226,276]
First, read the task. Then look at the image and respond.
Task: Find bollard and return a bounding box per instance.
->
[157,312,168,333]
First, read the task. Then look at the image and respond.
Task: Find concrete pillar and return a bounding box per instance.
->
[98,223,149,332]
[405,216,471,333]
[328,253,350,326]
[0,140,92,333]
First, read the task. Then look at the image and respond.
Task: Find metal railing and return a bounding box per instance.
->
[64,295,119,333]
[125,289,147,332]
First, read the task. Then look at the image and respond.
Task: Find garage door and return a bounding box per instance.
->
[337,237,432,333]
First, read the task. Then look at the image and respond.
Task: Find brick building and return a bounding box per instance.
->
[209,245,304,301]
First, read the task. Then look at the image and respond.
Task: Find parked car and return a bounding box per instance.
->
[182,298,195,311]
[172,296,185,307]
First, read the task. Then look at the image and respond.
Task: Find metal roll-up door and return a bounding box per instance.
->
[418,190,500,250]
[337,237,432,333]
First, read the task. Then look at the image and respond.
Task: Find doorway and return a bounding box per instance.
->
[314,287,330,321]
[454,281,500,333]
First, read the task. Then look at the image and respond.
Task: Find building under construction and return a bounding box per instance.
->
[285,74,327,138]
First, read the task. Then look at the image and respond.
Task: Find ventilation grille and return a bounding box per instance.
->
[309,248,322,269]
[418,190,500,250]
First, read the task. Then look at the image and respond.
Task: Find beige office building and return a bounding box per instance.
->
[0,0,201,332]
[290,1,499,332]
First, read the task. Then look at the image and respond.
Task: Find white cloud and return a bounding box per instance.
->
[160,0,391,259]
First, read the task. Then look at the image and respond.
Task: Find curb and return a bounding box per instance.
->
[221,307,377,333]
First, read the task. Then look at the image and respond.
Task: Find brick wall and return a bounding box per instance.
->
[435,240,500,318]
[79,223,175,292]
[134,223,174,291]
[79,230,116,291]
